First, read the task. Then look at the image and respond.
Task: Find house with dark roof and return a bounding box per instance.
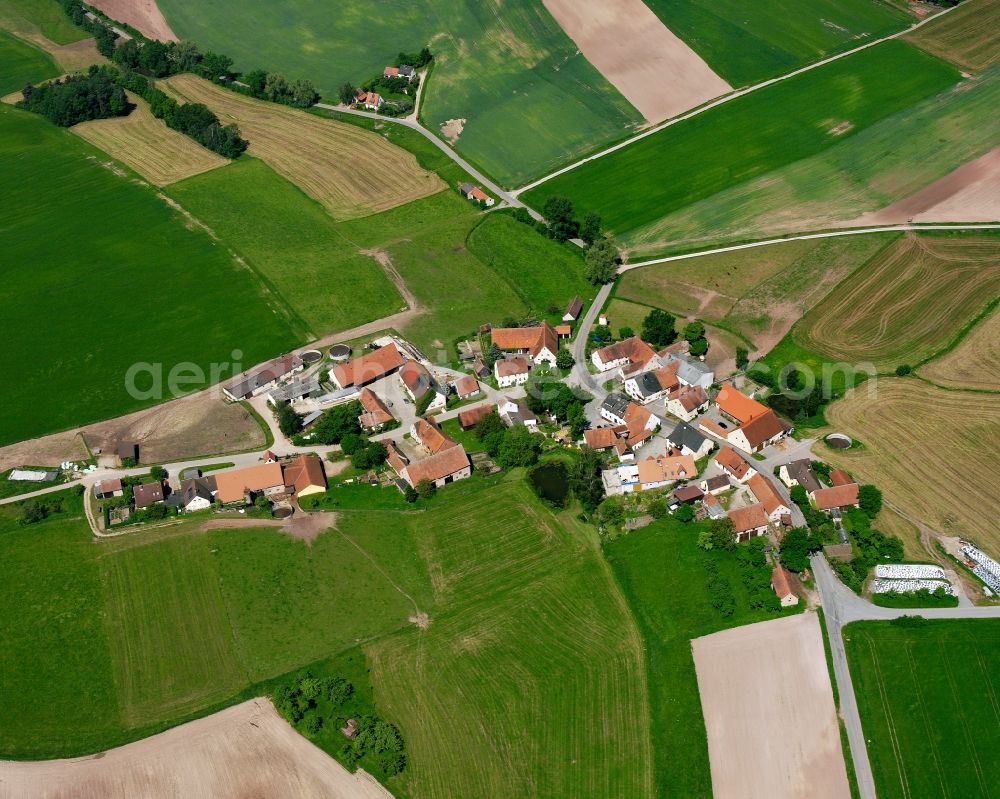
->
[779,459,822,494]
[672,484,704,504]
[117,442,139,463]
[666,354,715,389]
[223,353,303,401]
[664,421,713,459]
[599,393,631,425]
[699,474,731,495]
[624,364,680,404]
[399,360,446,411]
[563,296,583,322]
[665,384,709,421]
[267,375,320,405]
[497,396,538,429]
[166,477,216,512]
[133,481,165,509]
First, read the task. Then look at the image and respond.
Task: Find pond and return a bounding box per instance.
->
[528,461,569,508]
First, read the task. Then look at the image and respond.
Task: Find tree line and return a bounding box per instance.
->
[17,67,128,126]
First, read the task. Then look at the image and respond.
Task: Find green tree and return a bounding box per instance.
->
[150,466,168,482]
[709,517,737,550]
[584,236,619,284]
[895,364,912,376]
[779,527,818,572]
[255,494,271,514]
[580,212,602,245]
[556,348,575,370]
[274,401,303,437]
[474,410,506,442]
[338,82,355,104]
[244,69,268,95]
[736,346,749,371]
[569,448,604,513]
[403,484,419,503]
[858,484,883,518]
[647,499,668,519]
[496,425,541,468]
[598,497,625,527]
[290,79,318,107]
[264,72,289,101]
[789,484,808,506]
[542,196,578,241]
[171,40,202,72]
[312,401,362,445]
[416,479,436,499]
[641,308,677,347]
[19,501,47,526]
[674,504,694,523]
[618,326,634,340]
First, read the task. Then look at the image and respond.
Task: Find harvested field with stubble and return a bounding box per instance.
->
[794,235,1000,370]
[905,0,1000,71]
[693,613,849,799]
[0,699,396,799]
[919,305,1000,390]
[824,379,1000,554]
[73,92,228,185]
[364,478,653,799]
[160,74,443,219]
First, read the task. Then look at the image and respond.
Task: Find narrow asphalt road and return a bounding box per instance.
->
[812,554,1000,799]
[513,1,965,196]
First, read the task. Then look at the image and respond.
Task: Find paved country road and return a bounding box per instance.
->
[811,554,1000,799]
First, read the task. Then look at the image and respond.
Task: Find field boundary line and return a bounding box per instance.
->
[332,525,425,621]
[512,2,965,196]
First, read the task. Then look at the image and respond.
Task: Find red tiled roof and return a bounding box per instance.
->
[728,503,769,533]
[715,447,752,479]
[358,388,393,428]
[748,474,788,516]
[404,445,469,485]
[283,454,326,495]
[495,356,530,377]
[668,384,708,412]
[332,344,404,388]
[214,462,284,504]
[812,483,859,510]
[716,385,769,424]
[454,375,480,398]
[593,336,656,369]
[470,187,490,202]
[413,418,456,455]
[584,427,620,449]
[735,410,785,448]
[458,403,493,430]
[555,324,572,336]
[772,565,795,598]
[133,481,164,508]
[490,322,557,360]
[384,66,400,77]
[829,468,853,486]
[637,454,697,484]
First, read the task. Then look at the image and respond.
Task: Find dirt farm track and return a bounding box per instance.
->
[692,612,850,799]
[0,699,394,799]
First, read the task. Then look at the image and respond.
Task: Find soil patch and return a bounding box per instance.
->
[0,698,395,798]
[542,0,730,123]
[88,0,177,41]
[440,118,465,144]
[692,613,849,799]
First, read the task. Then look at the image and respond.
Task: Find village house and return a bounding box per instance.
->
[330,343,405,389]
[714,447,757,483]
[664,421,713,459]
[715,385,770,425]
[399,360,446,411]
[702,491,726,518]
[748,474,792,523]
[699,474,731,495]
[453,374,481,400]
[601,394,661,449]
[223,353,304,402]
[582,426,633,461]
[727,503,770,542]
[591,336,657,376]
[471,357,490,378]
[358,388,394,431]
[282,454,327,498]
[714,385,789,453]
[262,450,278,464]
[267,375,321,406]
[213,462,286,505]
[412,417,457,455]
[384,64,415,81]
[458,183,495,206]
[664,384,709,422]
[165,476,216,513]
[458,403,493,430]
[811,483,860,513]
[357,90,383,110]
[624,363,679,404]
[555,324,572,339]
[495,355,531,388]
[563,296,583,322]
[133,481,164,509]
[772,565,799,607]
[670,354,715,389]
[497,396,538,429]
[94,478,123,499]
[395,444,471,488]
[672,484,705,506]
[490,322,558,367]
[779,459,822,493]
[617,453,698,492]
[829,468,854,486]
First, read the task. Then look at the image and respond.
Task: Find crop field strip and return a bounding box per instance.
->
[845,620,1000,799]
[159,74,443,220]
[72,91,228,186]
[792,235,1000,370]
[918,304,1000,391]
[522,41,961,236]
[0,105,298,446]
[156,0,642,187]
[365,479,653,799]
[0,0,89,46]
[624,64,1000,254]
[904,0,1000,71]
[824,379,1000,554]
[0,25,56,94]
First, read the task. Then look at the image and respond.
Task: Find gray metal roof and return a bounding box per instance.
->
[269,376,320,403]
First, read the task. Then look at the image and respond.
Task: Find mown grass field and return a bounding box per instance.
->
[0,105,297,446]
[626,65,1000,254]
[167,158,404,338]
[643,0,910,86]
[844,619,1000,799]
[156,0,642,186]
[364,475,653,798]
[0,26,55,94]
[618,233,895,355]
[72,91,228,186]
[792,234,1000,371]
[160,74,443,219]
[919,304,1000,390]
[523,42,960,234]
[824,379,1000,555]
[604,514,802,796]
[905,0,1000,71]
[0,0,88,46]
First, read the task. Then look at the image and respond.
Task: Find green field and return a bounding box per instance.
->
[644,0,910,86]
[626,64,1000,254]
[523,41,960,235]
[167,158,404,338]
[844,619,1000,799]
[156,0,641,186]
[604,515,802,796]
[0,476,653,797]
[0,26,56,93]
[0,106,298,446]
[0,0,88,46]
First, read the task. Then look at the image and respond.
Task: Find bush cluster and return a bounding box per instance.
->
[17,67,127,126]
